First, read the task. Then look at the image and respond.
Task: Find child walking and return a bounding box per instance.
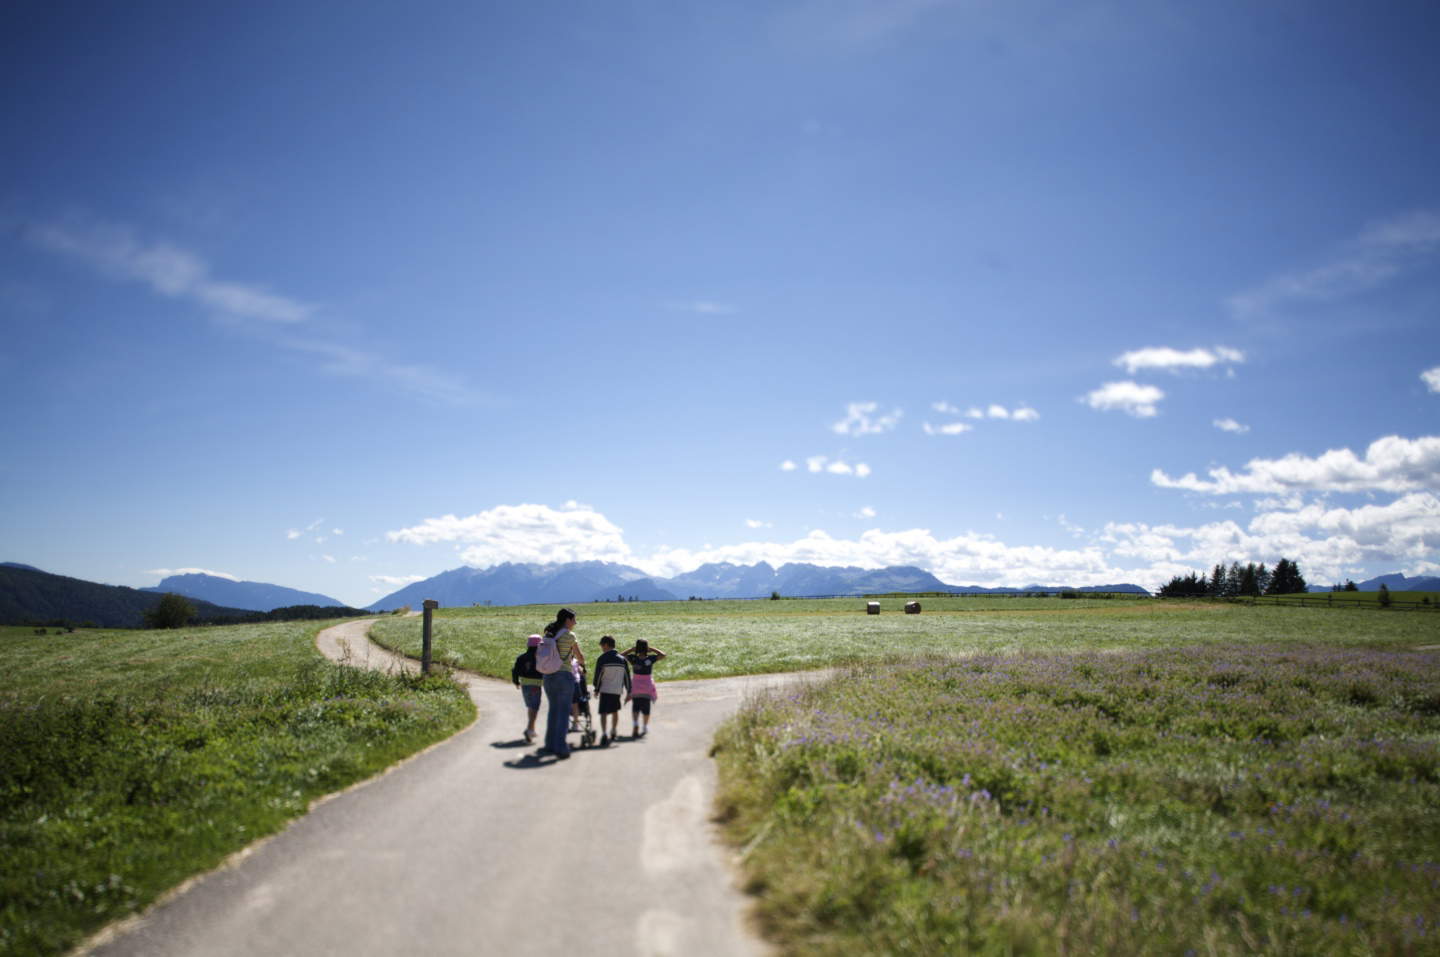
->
[592,635,631,747]
[510,635,544,744]
[622,639,665,738]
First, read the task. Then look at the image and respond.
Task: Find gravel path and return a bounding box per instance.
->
[82,618,809,957]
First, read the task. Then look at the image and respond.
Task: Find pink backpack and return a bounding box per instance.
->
[535,631,565,674]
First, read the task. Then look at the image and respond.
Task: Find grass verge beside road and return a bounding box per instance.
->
[368,597,1437,681]
[712,646,1440,954]
[0,621,474,957]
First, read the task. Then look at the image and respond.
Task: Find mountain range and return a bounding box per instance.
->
[363,560,1151,610]
[142,573,345,612]
[1307,572,1440,593]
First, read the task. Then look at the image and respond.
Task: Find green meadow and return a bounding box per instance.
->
[367,596,1438,680]
[374,596,1440,954]
[0,621,474,957]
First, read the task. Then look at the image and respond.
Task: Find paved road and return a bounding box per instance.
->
[84,620,807,957]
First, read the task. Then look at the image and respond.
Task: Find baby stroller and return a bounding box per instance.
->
[569,662,598,749]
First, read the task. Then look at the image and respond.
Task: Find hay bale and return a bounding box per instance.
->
[905,601,921,614]
[866,601,880,615]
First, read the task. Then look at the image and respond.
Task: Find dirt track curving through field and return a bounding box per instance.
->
[83,619,811,957]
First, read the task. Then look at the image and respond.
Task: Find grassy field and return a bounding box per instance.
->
[0,621,474,957]
[368,596,1440,681]
[713,646,1440,954]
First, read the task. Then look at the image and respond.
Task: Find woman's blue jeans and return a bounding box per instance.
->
[542,670,575,756]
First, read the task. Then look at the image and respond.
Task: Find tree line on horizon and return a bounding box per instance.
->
[1156,558,1309,598]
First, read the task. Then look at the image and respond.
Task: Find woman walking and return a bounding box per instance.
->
[622,639,665,738]
[540,608,583,759]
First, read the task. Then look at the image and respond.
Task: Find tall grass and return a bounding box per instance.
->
[713,646,1440,954]
[0,622,474,957]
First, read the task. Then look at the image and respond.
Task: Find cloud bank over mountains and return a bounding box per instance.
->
[383,429,1440,589]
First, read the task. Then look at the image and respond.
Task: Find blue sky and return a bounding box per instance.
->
[3,0,1438,607]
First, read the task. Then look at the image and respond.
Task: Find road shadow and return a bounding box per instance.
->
[490,738,533,750]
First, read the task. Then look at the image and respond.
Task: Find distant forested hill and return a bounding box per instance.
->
[0,565,255,628]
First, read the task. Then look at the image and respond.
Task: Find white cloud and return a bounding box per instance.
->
[370,574,426,587]
[383,494,1439,594]
[1152,435,1440,495]
[642,527,1124,588]
[28,218,313,323]
[798,455,871,477]
[1229,209,1440,317]
[1011,407,1040,422]
[965,407,985,419]
[145,567,239,581]
[332,528,344,536]
[932,401,961,415]
[832,401,902,436]
[388,503,633,567]
[1423,366,1440,393]
[1214,418,1250,434]
[1101,491,1440,588]
[321,555,336,564]
[1114,346,1246,374]
[745,518,773,529]
[286,529,302,540]
[1084,381,1164,418]
[987,404,1010,419]
[923,421,974,436]
[780,460,798,471]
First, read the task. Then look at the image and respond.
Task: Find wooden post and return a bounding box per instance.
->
[421,599,439,674]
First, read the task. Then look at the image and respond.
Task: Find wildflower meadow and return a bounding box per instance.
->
[714,644,1440,955]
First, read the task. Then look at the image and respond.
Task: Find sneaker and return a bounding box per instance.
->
[600,734,610,747]
[556,752,571,760]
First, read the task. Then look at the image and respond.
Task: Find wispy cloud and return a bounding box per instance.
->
[1214,418,1250,434]
[1152,435,1440,495]
[1083,381,1164,418]
[855,506,877,519]
[27,218,313,323]
[779,460,798,471]
[370,573,426,587]
[1229,209,1440,318]
[745,518,773,529]
[1114,346,1244,375]
[28,214,484,407]
[775,0,954,51]
[1423,366,1440,393]
[278,337,482,406]
[666,299,737,315]
[832,401,902,436]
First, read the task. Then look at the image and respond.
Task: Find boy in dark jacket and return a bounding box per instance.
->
[511,635,544,743]
[592,635,631,746]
